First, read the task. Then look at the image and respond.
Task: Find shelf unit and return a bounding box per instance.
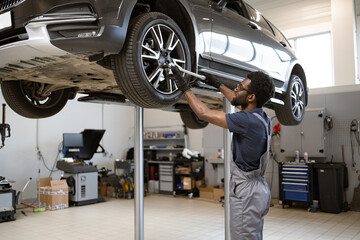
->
[144,128,186,194]
[144,130,185,161]
[173,157,204,198]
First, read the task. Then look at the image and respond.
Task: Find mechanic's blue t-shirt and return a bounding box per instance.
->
[225,108,269,172]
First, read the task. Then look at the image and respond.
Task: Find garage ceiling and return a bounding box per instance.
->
[246,0,331,32]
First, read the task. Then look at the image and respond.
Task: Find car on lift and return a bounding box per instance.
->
[0,0,307,128]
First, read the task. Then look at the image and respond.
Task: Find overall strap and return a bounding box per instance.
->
[252,112,272,176]
[252,113,272,139]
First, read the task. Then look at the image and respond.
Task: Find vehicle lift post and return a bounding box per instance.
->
[134,106,144,240]
[223,99,234,240]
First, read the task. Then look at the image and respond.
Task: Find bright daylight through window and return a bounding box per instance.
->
[290,33,333,89]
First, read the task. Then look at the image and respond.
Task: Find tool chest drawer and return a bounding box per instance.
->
[279,163,315,207]
[284,190,309,202]
[282,182,308,191]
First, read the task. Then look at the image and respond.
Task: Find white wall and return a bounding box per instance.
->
[331,0,357,86]
[0,93,135,200]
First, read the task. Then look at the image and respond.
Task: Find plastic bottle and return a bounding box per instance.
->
[304,152,309,163]
[295,150,300,163]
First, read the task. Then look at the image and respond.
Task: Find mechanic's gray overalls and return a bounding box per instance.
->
[230,113,272,240]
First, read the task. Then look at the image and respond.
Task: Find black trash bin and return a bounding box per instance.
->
[314,163,346,213]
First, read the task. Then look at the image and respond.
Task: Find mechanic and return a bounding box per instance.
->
[171,68,275,240]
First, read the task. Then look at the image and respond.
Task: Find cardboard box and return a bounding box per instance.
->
[175,166,191,174]
[213,186,224,201]
[198,185,224,200]
[106,186,116,198]
[195,179,205,188]
[37,178,68,210]
[182,177,194,190]
[98,183,107,197]
[198,185,216,199]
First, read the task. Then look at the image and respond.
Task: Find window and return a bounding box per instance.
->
[226,2,245,17]
[246,4,274,36]
[290,33,333,89]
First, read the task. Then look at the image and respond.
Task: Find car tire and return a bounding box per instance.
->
[275,75,306,125]
[180,111,209,129]
[112,12,191,108]
[1,80,70,118]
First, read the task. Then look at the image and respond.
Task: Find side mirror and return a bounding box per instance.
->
[213,0,240,12]
[213,0,228,12]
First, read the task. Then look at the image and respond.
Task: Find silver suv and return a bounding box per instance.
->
[0,0,307,128]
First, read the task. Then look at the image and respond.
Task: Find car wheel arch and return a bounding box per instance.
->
[126,1,199,74]
[290,64,308,105]
[152,0,198,72]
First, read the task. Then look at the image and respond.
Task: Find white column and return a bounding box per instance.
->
[331,0,357,85]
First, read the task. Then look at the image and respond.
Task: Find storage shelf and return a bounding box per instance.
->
[174,173,203,178]
[144,138,184,140]
[144,148,183,151]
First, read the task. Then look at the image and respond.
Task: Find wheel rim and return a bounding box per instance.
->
[290,79,305,120]
[141,23,186,95]
[20,81,63,109]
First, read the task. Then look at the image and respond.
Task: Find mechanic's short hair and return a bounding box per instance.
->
[247,71,275,108]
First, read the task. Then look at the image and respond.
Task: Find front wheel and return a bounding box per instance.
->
[112,12,191,108]
[275,75,306,125]
[1,80,70,118]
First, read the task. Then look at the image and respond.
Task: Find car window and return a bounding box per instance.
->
[268,20,291,48]
[225,2,246,17]
[245,4,274,36]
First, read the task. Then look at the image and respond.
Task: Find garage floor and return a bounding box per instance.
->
[1,194,360,240]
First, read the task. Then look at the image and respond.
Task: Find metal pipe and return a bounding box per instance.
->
[223,98,234,240]
[134,106,144,240]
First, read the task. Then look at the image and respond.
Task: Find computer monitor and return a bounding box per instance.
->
[63,129,105,161]
[63,133,84,159]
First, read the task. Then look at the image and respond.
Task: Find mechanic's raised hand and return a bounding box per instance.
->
[204,74,223,89]
[170,65,191,93]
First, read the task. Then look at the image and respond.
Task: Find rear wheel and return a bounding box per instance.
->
[275,75,306,125]
[180,111,209,129]
[1,80,70,118]
[112,12,191,108]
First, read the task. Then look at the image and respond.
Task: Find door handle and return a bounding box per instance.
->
[248,22,260,30]
[280,41,287,47]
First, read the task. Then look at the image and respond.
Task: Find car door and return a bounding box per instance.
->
[209,0,262,76]
[244,3,294,82]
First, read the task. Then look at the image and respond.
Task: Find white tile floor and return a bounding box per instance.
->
[1,194,360,240]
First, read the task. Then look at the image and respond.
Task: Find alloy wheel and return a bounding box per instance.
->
[141,24,186,95]
[290,78,305,120]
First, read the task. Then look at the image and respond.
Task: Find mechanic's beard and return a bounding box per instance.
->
[231,95,248,109]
